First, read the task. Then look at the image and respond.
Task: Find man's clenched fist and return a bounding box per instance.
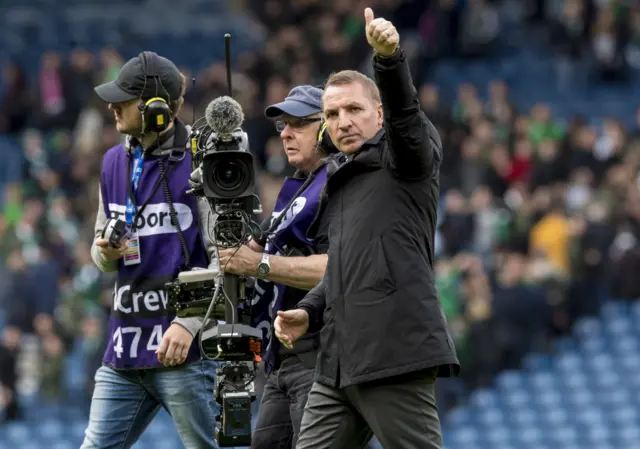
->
[156,323,193,367]
[364,7,399,57]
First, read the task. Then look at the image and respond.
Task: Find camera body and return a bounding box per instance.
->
[201,130,254,200]
[101,218,130,247]
[199,129,262,248]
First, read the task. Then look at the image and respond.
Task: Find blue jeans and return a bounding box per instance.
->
[81,360,218,449]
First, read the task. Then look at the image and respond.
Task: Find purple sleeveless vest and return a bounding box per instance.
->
[100,144,208,370]
[251,165,328,365]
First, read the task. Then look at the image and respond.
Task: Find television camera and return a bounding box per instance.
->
[164,34,264,448]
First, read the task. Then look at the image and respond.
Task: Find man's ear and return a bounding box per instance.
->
[377,103,383,128]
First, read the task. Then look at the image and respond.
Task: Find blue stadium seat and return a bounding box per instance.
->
[528,371,555,391]
[477,407,504,426]
[484,426,510,445]
[495,370,522,392]
[600,300,628,319]
[70,421,87,440]
[573,317,602,339]
[50,442,77,449]
[469,389,499,409]
[39,419,65,440]
[503,389,529,410]
[522,353,551,371]
[533,390,562,409]
[447,426,480,446]
[445,408,471,427]
[441,300,640,449]
[562,371,588,390]
[548,427,579,445]
[578,334,606,354]
[5,423,31,444]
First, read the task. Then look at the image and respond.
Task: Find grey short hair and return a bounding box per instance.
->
[323,70,381,104]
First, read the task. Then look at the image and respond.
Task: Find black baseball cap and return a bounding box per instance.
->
[94,52,182,104]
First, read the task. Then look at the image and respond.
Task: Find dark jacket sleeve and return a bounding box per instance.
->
[373,48,442,180]
[297,274,326,332]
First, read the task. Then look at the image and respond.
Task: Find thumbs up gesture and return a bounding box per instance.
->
[364,7,399,57]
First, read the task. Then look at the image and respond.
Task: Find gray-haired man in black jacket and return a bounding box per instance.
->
[274,8,460,449]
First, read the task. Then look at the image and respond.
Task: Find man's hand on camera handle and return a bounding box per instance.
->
[95,238,129,261]
[247,237,264,253]
[274,309,309,349]
[218,245,261,276]
[364,7,399,57]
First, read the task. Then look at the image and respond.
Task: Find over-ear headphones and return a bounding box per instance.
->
[316,119,339,153]
[317,120,327,144]
[138,51,172,134]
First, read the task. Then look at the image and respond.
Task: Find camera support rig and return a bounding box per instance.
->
[164,32,267,448]
[165,264,263,448]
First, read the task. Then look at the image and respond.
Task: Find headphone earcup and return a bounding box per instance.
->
[317,121,339,153]
[317,121,326,143]
[143,100,171,134]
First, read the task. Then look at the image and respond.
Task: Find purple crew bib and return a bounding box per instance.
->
[251,166,327,365]
[100,145,208,370]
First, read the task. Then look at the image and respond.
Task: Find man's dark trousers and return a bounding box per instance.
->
[251,356,315,448]
[296,368,443,449]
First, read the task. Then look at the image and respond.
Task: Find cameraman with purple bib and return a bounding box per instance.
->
[82,52,218,449]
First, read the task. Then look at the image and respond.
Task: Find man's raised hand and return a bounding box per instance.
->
[364,7,399,57]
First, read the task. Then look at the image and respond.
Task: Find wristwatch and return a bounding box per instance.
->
[256,253,271,279]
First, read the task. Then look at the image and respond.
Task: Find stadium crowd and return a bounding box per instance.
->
[1,0,640,423]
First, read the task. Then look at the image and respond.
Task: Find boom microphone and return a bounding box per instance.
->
[205,96,245,136]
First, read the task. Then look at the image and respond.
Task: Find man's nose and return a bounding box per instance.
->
[280,124,294,139]
[338,111,351,130]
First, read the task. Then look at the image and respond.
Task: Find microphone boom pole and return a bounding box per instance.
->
[224,33,232,96]
[221,33,242,327]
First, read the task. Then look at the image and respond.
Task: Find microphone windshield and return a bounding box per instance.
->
[205,96,245,135]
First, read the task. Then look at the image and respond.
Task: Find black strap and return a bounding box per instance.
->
[126,153,192,269]
[158,158,191,269]
[126,153,181,231]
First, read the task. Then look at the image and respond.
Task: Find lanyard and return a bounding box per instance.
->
[125,145,145,228]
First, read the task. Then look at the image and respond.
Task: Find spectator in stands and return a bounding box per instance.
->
[458,0,500,58]
[0,60,32,135]
[624,7,640,70]
[551,0,589,91]
[529,196,572,275]
[591,5,627,83]
[34,51,75,132]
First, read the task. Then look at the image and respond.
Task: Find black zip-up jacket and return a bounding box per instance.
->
[298,48,460,388]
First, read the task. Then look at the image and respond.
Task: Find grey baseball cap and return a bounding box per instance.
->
[265,85,323,118]
[94,51,182,104]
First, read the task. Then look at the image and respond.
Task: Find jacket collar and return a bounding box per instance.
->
[292,158,329,180]
[325,128,386,175]
[361,128,385,148]
[124,119,189,157]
